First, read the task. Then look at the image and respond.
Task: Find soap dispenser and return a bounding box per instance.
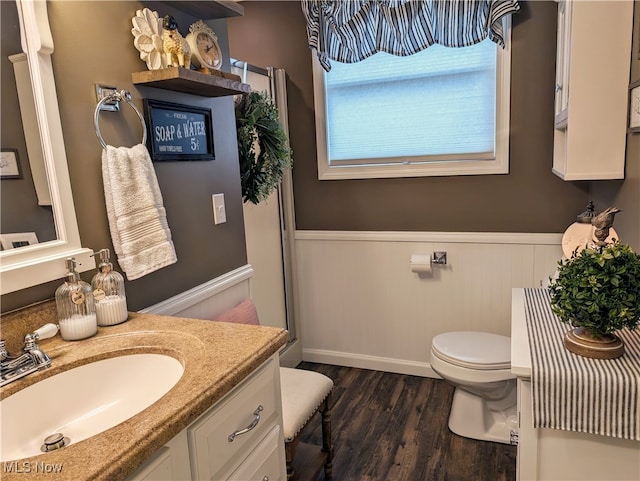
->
[55,258,97,341]
[91,248,128,326]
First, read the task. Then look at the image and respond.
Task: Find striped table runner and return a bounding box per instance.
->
[523,288,640,440]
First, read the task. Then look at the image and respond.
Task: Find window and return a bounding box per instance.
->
[312,31,512,180]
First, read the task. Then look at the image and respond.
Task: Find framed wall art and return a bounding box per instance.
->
[143,99,215,161]
[0,232,39,250]
[629,81,640,133]
[0,149,22,179]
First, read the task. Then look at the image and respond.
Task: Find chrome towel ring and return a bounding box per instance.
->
[94,90,147,149]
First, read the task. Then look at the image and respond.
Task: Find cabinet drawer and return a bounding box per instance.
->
[227,426,286,481]
[188,357,281,480]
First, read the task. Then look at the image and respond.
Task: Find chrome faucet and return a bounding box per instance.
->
[0,323,59,387]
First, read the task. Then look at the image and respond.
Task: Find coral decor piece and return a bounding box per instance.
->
[162,15,191,68]
[131,8,165,70]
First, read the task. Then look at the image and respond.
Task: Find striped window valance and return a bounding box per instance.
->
[302,0,521,71]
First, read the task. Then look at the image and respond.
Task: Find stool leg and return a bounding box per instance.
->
[321,392,333,479]
[285,437,299,481]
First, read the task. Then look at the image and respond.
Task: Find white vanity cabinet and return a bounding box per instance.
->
[515,378,640,481]
[126,354,286,481]
[125,430,192,481]
[511,289,640,481]
[552,0,633,180]
[188,355,285,481]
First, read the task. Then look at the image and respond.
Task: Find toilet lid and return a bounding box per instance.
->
[431,331,511,370]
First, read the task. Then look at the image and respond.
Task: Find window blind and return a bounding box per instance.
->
[325,40,497,164]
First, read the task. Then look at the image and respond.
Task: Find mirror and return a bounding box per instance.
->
[0,0,94,295]
[1,0,56,249]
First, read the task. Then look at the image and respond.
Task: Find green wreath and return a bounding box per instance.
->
[235,91,293,204]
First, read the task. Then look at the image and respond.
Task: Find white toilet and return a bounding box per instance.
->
[430,331,517,444]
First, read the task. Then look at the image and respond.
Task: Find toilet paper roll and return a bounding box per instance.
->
[410,254,432,274]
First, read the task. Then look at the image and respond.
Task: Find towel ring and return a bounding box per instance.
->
[94,90,147,149]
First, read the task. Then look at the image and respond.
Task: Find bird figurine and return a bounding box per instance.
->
[162,15,191,68]
[591,207,621,247]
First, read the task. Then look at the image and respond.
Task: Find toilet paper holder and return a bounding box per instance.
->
[410,251,447,275]
[432,251,447,265]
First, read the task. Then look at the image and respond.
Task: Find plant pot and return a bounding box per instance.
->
[563,327,624,359]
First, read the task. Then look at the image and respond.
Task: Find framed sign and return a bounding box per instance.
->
[143,99,214,161]
[0,149,22,179]
[0,232,38,250]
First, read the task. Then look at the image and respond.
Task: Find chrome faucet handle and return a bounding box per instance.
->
[0,325,57,387]
[28,349,52,370]
[23,323,59,351]
[32,323,59,340]
[21,324,58,372]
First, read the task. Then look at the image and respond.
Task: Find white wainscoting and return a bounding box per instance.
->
[139,265,254,318]
[295,231,563,377]
[138,264,302,367]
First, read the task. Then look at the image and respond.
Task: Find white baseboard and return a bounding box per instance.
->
[302,348,441,378]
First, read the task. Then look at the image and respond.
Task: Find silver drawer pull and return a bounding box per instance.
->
[228,405,263,442]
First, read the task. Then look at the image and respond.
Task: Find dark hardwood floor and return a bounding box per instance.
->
[297,362,517,481]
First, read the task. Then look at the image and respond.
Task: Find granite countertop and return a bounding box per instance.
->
[0,311,288,480]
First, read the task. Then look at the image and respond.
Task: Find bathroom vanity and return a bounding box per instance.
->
[0,303,288,481]
[511,288,640,481]
[127,355,285,481]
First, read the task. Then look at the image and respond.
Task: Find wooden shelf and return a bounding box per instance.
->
[164,0,244,19]
[132,67,250,97]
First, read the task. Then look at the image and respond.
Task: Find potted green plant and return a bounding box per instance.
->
[549,240,640,359]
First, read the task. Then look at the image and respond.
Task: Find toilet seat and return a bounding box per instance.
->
[431,331,511,370]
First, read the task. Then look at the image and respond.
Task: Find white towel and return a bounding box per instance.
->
[102,143,177,280]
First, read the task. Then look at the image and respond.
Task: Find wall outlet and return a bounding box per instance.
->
[212,194,226,225]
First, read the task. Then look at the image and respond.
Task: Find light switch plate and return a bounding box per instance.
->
[212,194,226,224]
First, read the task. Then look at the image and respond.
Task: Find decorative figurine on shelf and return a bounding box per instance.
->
[591,206,622,247]
[131,8,166,70]
[185,20,223,73]
[162,15,191,68]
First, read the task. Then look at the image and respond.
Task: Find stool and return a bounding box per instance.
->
[280,367,334,481]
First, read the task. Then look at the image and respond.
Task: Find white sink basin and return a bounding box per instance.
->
[0,353,183,461]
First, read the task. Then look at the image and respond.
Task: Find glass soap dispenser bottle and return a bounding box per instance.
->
[55,257,97,341]
[91,248,128,326]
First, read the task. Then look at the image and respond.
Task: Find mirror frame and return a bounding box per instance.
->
[1,0,94,295]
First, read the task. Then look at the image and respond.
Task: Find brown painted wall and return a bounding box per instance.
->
[1,1,247,313]
[590,2,640,252]
[228,1,589,233]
